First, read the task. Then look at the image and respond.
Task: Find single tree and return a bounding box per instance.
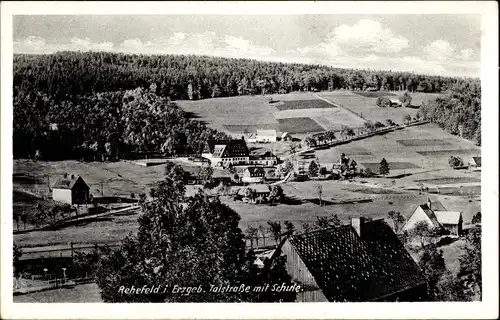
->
[471,212,481,224]
[315,183,323,206]
[374,121,385,129]
[456,226,481,300]
[267,221,282,245]
[269,185,284,205]
[410,221,433,248]
[405,114,413,125]
[385,119,395,127]
[399,91,412,107]
[316,216,330,229]
[304,136,316,148]
[258,225,267,247]
[418,244,446,300]
[301,222,314,233]
[387,210,406,233]
[245,226,259,249]
[448,156,464,168]
[379,158,390,176]
[376,96,391,108]
[308,161,319,177]
[284,221,295,236]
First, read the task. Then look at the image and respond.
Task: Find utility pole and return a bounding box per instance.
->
[101,182,104,196]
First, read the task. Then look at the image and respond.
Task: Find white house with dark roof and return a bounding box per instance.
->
[51,174,90,205]
[256,129,277,142]
[402,199,463,236]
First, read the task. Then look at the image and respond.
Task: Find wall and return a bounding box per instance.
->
[403,207,434,231]
[280,241,328,302]
[52,189,72,205]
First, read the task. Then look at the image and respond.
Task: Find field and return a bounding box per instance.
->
[319,91,442,124]
[359,162,421,172]
[275,99,335,110]
[397,139,454,147]
[178,91,365,135]
[353,91,396,98]
[415,177,481,185]
[276,117,324,133]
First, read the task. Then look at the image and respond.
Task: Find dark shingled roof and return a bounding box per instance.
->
[286,219,426,302]
[472,156,481,166]
[245,166,265,176]
[52,176,88,190]
[418,201,447,227]
[204,139,249,158]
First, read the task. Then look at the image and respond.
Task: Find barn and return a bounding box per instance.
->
[273,218,428,302]
[52,175,90,205]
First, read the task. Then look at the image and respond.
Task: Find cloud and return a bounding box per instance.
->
[331,19,410,53]
[14,36,113,53]
[223,35,276,57]
[459,48,474,60]
[423,39,455,61]
[13,32,479,78]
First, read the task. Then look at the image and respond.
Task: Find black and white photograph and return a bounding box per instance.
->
[1,1,498,319]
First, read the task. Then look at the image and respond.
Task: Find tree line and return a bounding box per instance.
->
[418,81,481,145]
[13,86,229,160]
[14,52,474,102]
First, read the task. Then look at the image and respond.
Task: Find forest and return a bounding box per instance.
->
[13,51,481,160]
[418,81,481,145]
[14,52,474,101]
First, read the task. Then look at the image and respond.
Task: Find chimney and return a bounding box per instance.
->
[427,198,432,210]
[70,174,75,180]
[352,217,365,237]
[63,173,68,179]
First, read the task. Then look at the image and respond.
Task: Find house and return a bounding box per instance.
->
[249,151,279,166]
[52,175,90,205]
[256,129,277,142]
[274,218,428,302]
[281,132,293,142]
[402,199,463,236]
[468,156,481,169]
[241,166,266,183]
[389,98,402,107]
[201,139,250,167]
[247,183,271,197]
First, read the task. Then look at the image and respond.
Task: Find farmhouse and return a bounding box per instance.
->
[274,218,428,302]
[202,139,250,167]
[256,129,277,142]
[242,166,266,183]
[468,156,481,169]
[248,184,271,197]
[51,174,90,205]
[249,151,278,166]
[389,98,402,107]
[402,199,463,236]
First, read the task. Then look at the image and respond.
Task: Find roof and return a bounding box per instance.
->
[283,220,426,302]
[389,98,402,104]
[281,132,291,138]
[245,166,265,176]
[257,129,277,137]
[52,175,88,190]
[416,201,447,227]
[470,157,481,166]
[434,211,462,225]
[204,139,249,157]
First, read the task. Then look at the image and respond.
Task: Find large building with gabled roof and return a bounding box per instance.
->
[202,139,250,167]
[274,218,428,302]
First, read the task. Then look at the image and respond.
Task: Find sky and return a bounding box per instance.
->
[13,15,481,77]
